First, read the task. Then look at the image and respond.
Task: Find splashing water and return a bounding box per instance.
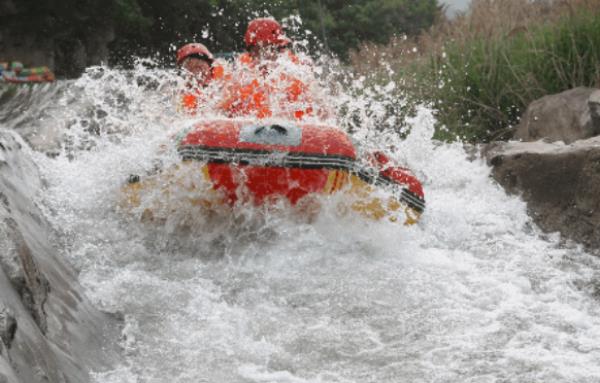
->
[2,51,600,383]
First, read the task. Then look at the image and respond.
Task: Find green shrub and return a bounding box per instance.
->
[427,11,600,142]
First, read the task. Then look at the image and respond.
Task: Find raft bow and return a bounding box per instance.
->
[124,120,425,224]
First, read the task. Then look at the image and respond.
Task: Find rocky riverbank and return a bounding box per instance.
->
[0,129,120,382]
[484,87,600,252]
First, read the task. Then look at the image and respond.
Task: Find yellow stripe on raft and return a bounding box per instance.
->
[323,170,338,194]
[347,174,421,225]
[120,165,421,225]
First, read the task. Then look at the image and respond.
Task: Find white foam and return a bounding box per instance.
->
[11,56,599,383]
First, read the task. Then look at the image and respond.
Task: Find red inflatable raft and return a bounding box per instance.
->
[171,120,425,223]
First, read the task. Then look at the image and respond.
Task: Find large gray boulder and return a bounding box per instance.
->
[484,136,600,250]
[514,87,600,144]
[0,129,120,383]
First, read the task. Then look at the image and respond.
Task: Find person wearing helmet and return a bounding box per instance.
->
[221,18,320,120]
[243,18,293,64]
[176,42,233,113]
[177,43,214,85]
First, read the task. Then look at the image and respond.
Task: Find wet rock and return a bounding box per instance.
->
[13,234,50,334]
[1,218,50,333]
[514,87,600,144]
[484,136,600,250]
[590,90,600,135]
[0,192,8,209]
[0,129,120,382]
[0,221,21,288]
[0,357,20,383]
[0,304,16,349]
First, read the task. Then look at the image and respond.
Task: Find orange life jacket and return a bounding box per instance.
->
[220,52,313,120]
[211,60,232,82]
[181,92,200,112]
[220,78,272,119]
[179,61,231,114]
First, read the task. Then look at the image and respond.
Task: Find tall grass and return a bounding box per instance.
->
[351,0,600,142]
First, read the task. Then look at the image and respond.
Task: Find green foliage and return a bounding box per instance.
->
[424,11,600,142]
[264,0,440,59]
[107,0,439,64]
[114,0,151,32]
[1,0,439,74]
[4,0,114,36]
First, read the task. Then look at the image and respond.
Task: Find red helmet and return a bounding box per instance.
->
[244,18,291,48]
[176,43,214,66]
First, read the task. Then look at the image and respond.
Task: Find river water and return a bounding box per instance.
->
[2,61,600,383]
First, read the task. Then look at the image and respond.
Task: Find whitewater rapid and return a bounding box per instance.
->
[3,64,600,383]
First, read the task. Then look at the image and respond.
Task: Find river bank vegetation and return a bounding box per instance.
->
[351,0,600,142]
[0,0,440,74]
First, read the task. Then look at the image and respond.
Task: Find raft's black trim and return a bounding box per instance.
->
[177,145,425,213]
[178,145,356,169]
[355,169,426,213]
